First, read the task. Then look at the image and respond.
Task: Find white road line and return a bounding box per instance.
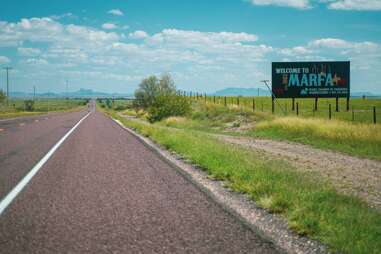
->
[0,112,92,216]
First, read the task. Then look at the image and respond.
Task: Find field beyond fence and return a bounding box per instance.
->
[182,94,380,124]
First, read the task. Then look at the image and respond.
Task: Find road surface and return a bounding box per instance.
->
[0,105,278,253]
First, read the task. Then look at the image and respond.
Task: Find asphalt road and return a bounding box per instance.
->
[0,105,278,253]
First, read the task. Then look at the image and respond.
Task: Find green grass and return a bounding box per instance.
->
[0,98,87,119]
[199,96,381,124]
[253,117,381,161]
[105,108,381,254]
[157,101,381,161]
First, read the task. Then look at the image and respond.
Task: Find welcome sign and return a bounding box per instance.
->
[272,61,350,98]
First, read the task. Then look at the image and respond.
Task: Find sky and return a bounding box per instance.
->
[0,0,380,94]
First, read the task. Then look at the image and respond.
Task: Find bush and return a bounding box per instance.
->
[147,95,191,122]
[133,74,191,122]
[24,100,35,111]
[0,90,6,104]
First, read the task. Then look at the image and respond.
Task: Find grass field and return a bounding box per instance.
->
[197,96,381,124]
[147,100,380,161]
[103,107,381,254]
[0,98,88,119]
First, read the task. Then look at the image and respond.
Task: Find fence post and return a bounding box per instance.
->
[261,101,264,112]
[352,107,354,121]
[346,97,350,111]
[314,97,318,111]
[296,102,299,116]
[329,104,332,119]
[374,106,376,124]
[292,98,295,111]
[213,96,215,104]
[224,96,227,107]
[272,96,275,114]
[252,98,255,111]
[205,93,207,103]
[237,97,240,106]
[336,97,339,112]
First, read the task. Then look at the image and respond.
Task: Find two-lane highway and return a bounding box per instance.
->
[0,110,89,200]
[0,105,278,253]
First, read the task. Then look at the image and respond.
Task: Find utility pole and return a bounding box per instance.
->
[33,86,36,101]
[66,79,68,99]
[66,79,69,106]
[3,67,12,106]
[261,80,286,114]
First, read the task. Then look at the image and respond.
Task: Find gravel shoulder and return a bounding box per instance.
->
[216,135,381,211]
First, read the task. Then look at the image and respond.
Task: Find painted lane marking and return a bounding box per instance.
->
[0,112,92,216]
[0,128,4,132]
[19,123,25,126]
[35,119,39,122]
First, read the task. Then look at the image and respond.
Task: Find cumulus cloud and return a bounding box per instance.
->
[108,9,124,16]
[246,0,311,9]
[326,0,381,11]
[308,38,379,52]
[129,30,149,39]
[22,58,49,65]
[102,23,117,30]
[246,0,381,10]
[1,17,380,93]
[0,18,119,49]
[147,29,259,48]
[18,47,42,56]
[50,12,74,20]
[279,46,313,55]
[0,56,10,64]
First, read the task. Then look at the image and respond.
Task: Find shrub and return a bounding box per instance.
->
[133,73,191,122]
[24,100,35,111]
[147,94,191,122]
[0,90,6,104]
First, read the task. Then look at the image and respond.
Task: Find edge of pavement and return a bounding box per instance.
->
[107,113,328,254]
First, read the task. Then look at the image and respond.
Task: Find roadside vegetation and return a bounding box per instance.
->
[0,92,88,119]
[157,101,381,160]
[98,75,381,254]
[103,109,381,254]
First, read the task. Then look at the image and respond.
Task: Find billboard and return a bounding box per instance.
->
[272,61,350,98]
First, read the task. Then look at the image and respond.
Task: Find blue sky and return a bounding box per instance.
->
[0,0,380,94]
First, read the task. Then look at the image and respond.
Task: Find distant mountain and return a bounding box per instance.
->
[213,87,271,96]
[10,88,133,99]
[351,91,381,98]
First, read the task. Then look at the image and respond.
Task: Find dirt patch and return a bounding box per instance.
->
[217,135,381,211]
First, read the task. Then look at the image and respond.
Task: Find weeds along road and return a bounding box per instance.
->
[0,104,278,253]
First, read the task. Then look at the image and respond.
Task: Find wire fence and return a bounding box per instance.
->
[179,92,380,124]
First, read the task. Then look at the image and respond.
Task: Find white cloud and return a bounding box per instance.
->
[147,29,259,49]
[0,56,10,64]
[22,58,49,65]
[18,47,42,56]
[279,46,313,55]
[247,0,311,9]
[108,9,124,16]
[309,38,379,52]
[0,18,119,49]
[129,30,149,39]
[50,13,74,20]
[326,0,381,10]
[1,17,380,93]
[102,23,117,30]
